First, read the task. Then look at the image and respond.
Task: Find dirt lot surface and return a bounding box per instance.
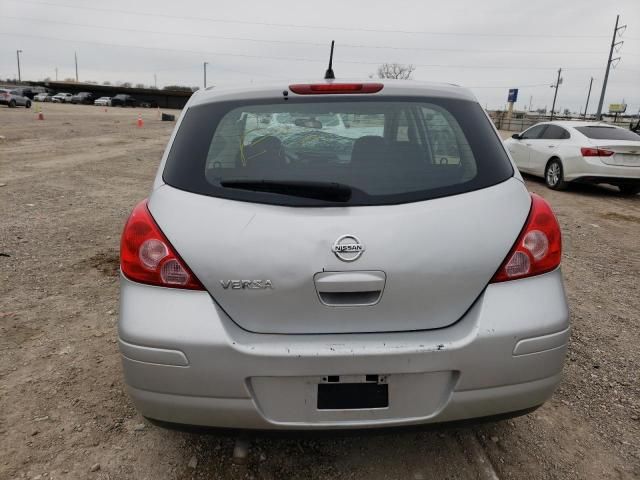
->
[1,103,639,479]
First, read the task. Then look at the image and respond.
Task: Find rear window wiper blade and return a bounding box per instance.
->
[220,179,353,202]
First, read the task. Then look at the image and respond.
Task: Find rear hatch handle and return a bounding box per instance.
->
[313,271,386,307]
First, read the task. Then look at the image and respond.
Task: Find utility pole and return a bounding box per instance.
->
[74,51,79,82]
[583,77,594,119]
[203,62,208,89]
[16,50,22,82]
[550,68,562,121]
[154,73,157,89]
[55,67,58,81]
[529,95,533,112]
[595,15,626,120]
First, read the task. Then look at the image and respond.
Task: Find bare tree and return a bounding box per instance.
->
[377,63,415,80]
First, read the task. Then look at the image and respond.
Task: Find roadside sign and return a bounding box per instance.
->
[608,103,627,113]
[508,89,518,103]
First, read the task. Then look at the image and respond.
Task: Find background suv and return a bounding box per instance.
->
[111,94,137,107]
[71,92,95,104]
[0,88,32,108]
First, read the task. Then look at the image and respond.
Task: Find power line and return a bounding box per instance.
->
[2,0,612,39]
[0,15,617,56]
[468,83,552,89]
[0,31,607,71]
[3,15,616,55]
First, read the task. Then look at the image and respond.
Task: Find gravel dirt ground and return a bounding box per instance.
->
[1,103,639,480]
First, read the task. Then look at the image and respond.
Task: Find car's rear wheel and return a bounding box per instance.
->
[26,101,31,108]
[545,159,568,190]
[619,185,640,196]
[8,100,16,108]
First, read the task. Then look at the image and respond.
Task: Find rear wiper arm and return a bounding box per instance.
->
[220,179,352,202]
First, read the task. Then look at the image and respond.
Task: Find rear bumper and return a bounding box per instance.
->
[118,269,570,430]
[564,156,640,183]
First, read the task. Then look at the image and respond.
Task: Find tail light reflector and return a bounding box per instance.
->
[120,200,204,290]
[491,193,562,283]
[581,147,614,157]
[289,83,384,94]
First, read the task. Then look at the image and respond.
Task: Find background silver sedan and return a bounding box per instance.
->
[504,121,640,195]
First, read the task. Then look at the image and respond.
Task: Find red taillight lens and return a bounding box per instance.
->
[289,83,384,94]
[120,200,204,290]
[491,194,562,283]
[581,147,614,157]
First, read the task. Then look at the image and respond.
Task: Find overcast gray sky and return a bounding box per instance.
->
[1,0,639,112]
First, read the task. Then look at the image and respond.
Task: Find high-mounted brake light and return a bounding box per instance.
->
[581,147,614,157]
[289,83,384,95]
[120,200,204,290]
[491,193,562,283]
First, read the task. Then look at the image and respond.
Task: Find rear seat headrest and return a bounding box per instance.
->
[351,136,388,167]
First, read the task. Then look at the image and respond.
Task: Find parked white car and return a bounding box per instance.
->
[504,121,640,195]
[34,92,52,102]
[51,93,73,103]
[94,96,111,107]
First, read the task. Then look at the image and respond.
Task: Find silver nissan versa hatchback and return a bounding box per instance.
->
[118,80,569,430]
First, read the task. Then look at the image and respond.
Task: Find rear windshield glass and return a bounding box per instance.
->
[163,97,513,206]
[576,126,640,141]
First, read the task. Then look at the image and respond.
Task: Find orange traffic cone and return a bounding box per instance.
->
[38,111,44,120]
[137,113,144,128]
[104,107,107,113]
[36,105,44,120]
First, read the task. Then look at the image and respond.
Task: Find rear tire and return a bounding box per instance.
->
[545,159,568,190]
[26,101,31,108]
[8,100,16,108]
[619,185,640,196]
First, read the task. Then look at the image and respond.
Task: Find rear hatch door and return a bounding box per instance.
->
[149,178,530,334]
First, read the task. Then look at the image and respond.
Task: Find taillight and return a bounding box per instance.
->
[120,200,204,290]
[491,194,562,283]
[289,83,384,94]
[581,147,614,157]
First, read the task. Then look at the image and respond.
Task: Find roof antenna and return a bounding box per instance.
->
[324,40,335,80]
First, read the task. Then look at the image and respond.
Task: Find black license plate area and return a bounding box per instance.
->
[317,383,389,410]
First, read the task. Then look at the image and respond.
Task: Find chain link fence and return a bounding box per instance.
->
[488,111,638,132]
